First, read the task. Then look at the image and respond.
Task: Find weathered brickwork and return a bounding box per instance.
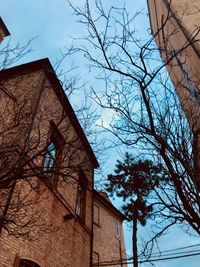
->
[93,191,127,267]
[0,58,128,267]
[147,0,200,190]
[0,17,10,43]
[147,0,200,129]
[0,59,98,267]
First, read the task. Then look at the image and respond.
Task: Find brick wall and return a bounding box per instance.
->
[0,62,95,267]
[93,196,127,267]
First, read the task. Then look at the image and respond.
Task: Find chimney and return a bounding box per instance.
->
[0,17,10,43]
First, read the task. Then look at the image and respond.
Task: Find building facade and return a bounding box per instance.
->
[0,17,10,43]
[93,191,127,267]
[0,58,128,267]
[147,0,200,127]
[147,0,200,189]
[0,58,99,267]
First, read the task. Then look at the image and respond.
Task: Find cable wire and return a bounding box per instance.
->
[92,243,200,266]
[94,252,200,266]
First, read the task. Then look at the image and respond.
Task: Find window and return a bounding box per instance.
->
[94,204,100,226]
[19,259,40,267]
[115,221,120,239]
[76,183,84,217]
[43,142,57,172]
[76,171,87,220]
[43,121,65,183]
[0,87,15,143]
[93,251,99,265]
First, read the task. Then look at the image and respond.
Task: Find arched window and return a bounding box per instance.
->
[19,259,40,267]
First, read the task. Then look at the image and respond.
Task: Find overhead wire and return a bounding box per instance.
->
[147,243,200,256]
[93,252,200,266]
[92,243,200,266]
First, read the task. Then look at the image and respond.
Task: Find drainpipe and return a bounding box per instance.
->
[90,169,95,267]
[119,236,123,267]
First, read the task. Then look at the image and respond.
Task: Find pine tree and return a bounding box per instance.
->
[106,152,167,267]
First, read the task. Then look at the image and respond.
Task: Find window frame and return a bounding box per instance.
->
[75,170,87,221]
[115,220,120,239]
[93,203,100,226]
[93,251,100,266]
[19,259,40,267]
[43,141,57,173]
[43,121,65,186]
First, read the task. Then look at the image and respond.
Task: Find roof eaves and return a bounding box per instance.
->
[0,58,99,168]
[94,190,127,221]
[45,70,99,168]
[0,17,10,36]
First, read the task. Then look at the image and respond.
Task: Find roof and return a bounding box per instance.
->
[0,58,99,168]
[0,17,10,36]
[94,190,127,221]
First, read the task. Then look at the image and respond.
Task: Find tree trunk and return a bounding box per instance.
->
[132,206,138,267]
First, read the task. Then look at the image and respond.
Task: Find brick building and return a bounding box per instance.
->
[0,17,10,43]
[93,190,127,267]
[0,58,99,267]
[147,0,200,126]
[147,0,200,189]
[0,57,128,267]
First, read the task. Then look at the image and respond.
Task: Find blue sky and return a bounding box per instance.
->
[1,0,200,266]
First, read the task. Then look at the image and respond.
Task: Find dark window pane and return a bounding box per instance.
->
[19,259,40,267]
[76,183,83,217]
[44,142,57,171]
[76,174,87,221]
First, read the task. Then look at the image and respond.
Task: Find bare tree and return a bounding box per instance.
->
[0,36,37,70]
[68,0,200,245]
[0,37,99,238]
